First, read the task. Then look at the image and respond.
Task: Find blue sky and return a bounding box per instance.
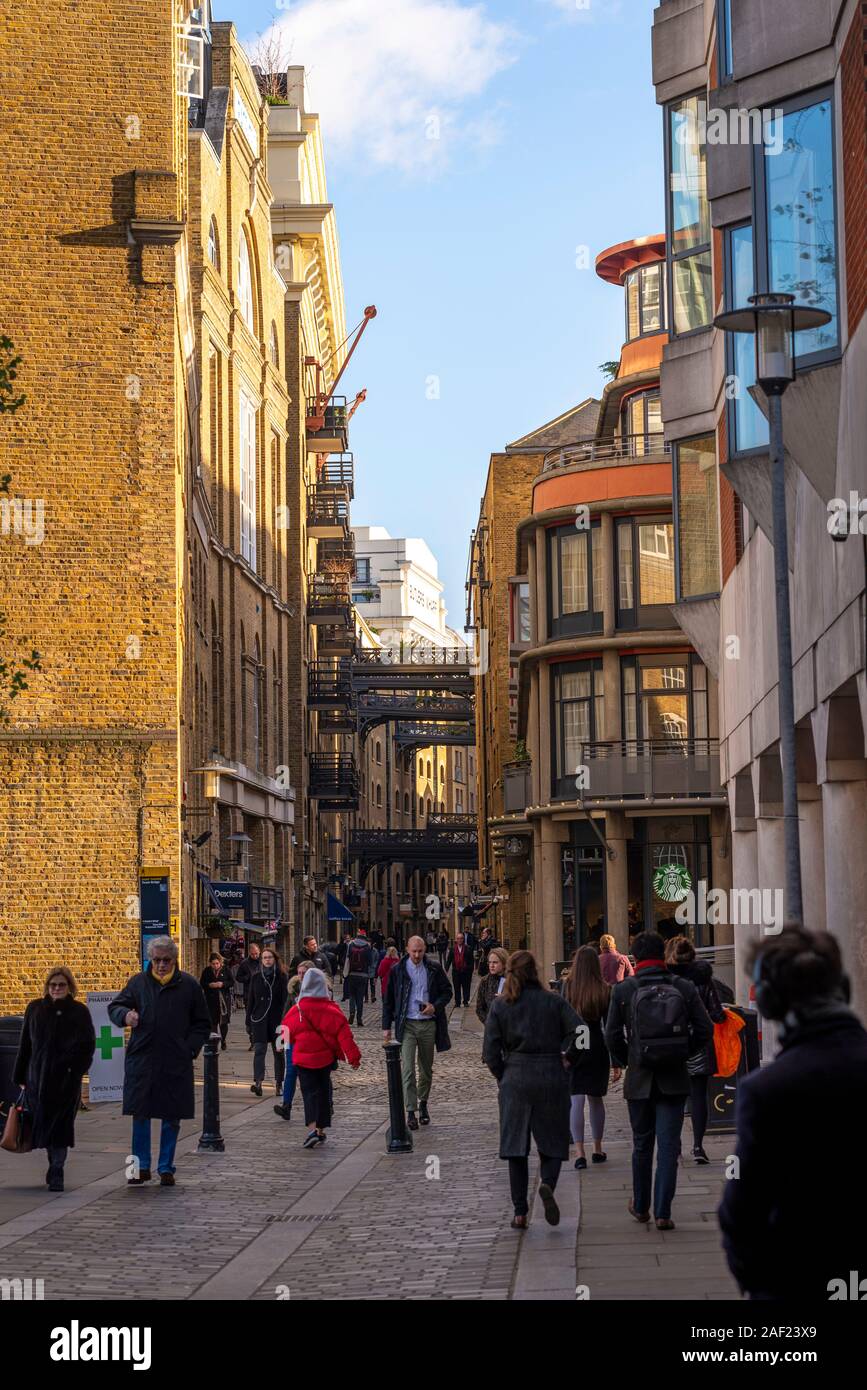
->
[228,0,663,626]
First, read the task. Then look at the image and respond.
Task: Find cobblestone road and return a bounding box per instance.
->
[0,990,739,1301]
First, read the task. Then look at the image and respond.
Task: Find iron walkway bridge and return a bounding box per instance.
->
[349,814,479,880]
[351,645,475,696]
[357,691,474,742]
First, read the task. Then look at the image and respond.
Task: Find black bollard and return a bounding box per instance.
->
[384,1041,412,1153]
[197,1034,225,1153]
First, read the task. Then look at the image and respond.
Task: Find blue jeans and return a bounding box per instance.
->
[282,1044,298,1108]
[627,1092,686,1220]
[132,1117,181,1176]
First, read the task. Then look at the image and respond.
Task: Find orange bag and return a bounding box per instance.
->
[713,1008,746,1078]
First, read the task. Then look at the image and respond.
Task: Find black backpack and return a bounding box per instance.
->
[629,977,691,1068]
[348,942,369,975]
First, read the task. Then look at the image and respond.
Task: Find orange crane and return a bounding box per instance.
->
[305,305,377,433]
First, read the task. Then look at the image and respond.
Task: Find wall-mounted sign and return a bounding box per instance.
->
[652,864,693,903]
[210,881,251,914]
[139,867,171,968]
[233,84,259,154]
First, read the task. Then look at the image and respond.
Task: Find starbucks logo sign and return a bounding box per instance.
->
[653,864,692,903]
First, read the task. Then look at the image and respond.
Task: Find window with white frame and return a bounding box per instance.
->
[238,230,254,333]
[239,390,257,569]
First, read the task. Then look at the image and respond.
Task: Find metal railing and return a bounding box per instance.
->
[543,433,670,472]
[319,454,355,496]
[309,753,360,803]
[308,660,354,707]
[575,738,722,801]
[355,645,472,668]
[307,577,353,621]
[307,485,350,530]
[306,396,348,433]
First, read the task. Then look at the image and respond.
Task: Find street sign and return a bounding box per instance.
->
[86,992,126,1103]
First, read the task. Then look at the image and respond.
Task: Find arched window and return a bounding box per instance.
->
[418,797,424,817]
[426,798,431,816]
[375,740,382,765]
[426,760,431,779]
[395,790,400,812]
[207,216,220,269]
[439,764,445,782]
[440,877,446,897]
[269,322,279,367]
[418,757,424,777]
[252,636,262,772]
[238,229,254,332]
[404,792,410,814]
[376,783,382,808]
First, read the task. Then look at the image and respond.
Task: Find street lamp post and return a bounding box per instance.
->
[714,293,832,928]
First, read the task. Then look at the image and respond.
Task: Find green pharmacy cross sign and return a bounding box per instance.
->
[95,1024,123,1062]
[652,864,692,904]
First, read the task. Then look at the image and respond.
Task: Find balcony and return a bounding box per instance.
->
[309,752,360,809]
[318,625,356,658]
[575,739,723,803]
[503,761,532,813]
[306,396,348,453]
[308,659,354,709]
[307,485,350,539]
[543,433,670,472]
[317,535,356,579]
[307,576,352,625]
[318,707,357,735]
[319,453,355,497]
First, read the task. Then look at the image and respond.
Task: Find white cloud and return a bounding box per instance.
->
[539,0,624,21]
[248,0,519,175]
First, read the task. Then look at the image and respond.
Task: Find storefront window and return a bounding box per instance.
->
[673,435,720,600]
[757,94,839,363]
[667,96,712,334]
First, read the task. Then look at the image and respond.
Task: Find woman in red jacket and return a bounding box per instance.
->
[283,968,361,1148]
[376,945,400,1001]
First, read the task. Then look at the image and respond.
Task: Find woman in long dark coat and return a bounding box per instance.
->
[247,946,288,1097]
[483,950,580,1229]
[13,965,95,1191]
[562,946,621,1170]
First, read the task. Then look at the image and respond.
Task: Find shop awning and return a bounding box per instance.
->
[326,892,355,922]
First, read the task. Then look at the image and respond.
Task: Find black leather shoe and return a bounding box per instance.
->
[160,1173,175,1187]
[47,1167,64,1192]
[127,1170,152,1186]
[251,1082,262,1097]
[407,1110,419,1131]
[418,1102,430,1125]
[274,1104,292,1119]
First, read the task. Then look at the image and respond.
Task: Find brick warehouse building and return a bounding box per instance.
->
[0,6,355,1006]
[652,0,867,1018]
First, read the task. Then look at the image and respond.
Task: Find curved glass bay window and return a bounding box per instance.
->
[553,660,605,797]
[673,435,720,600]
[616,514,676,628]
[548,521,603,637]
[625,262,666,341]
[621,655,708,749]
[755,92,840,364]
[621,391,663,455]
[667,96,712,334]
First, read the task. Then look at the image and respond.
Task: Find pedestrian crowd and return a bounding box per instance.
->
[4,915,865,1302]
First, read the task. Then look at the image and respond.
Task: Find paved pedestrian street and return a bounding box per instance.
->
[0,995,739,1301]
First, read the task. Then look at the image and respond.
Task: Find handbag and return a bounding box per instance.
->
[686,1044,711,1077]
[1,1092,34,1154]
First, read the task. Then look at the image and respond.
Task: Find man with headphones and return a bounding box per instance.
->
[718,927,867,1300]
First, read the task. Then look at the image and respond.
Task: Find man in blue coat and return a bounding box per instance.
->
[109,937,211,1187]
